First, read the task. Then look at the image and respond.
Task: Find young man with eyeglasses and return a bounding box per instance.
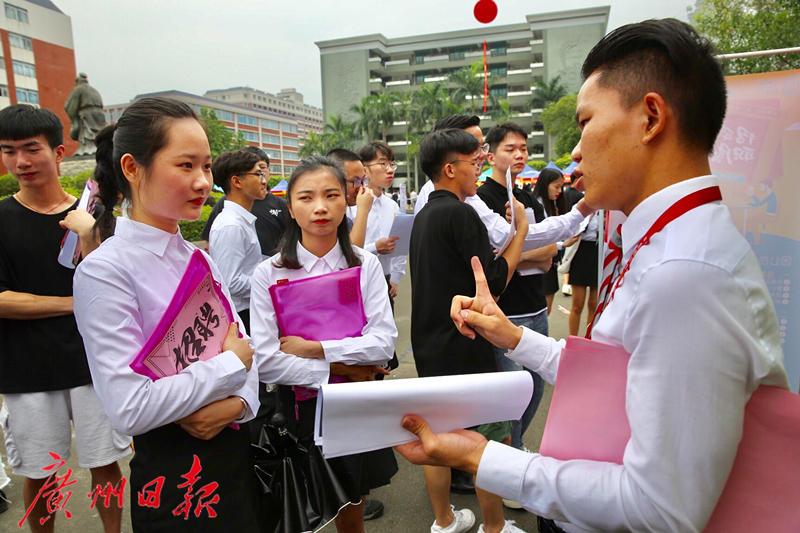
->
[326,148,375,248]
[208,149,268,331]
[410,129,530,533]
[202,147,289,257]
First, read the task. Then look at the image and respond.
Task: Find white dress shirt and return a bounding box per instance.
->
[415,178,586,250]
[209,201,262,312]
[73,217,260,437]
[250,242,398,386]
[353,192,406,284]
[476,176,788,532]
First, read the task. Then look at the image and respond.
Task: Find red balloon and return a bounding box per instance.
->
[473,0,498,24]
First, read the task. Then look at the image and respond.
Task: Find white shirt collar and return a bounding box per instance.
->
[296,241,345,273]
[113,217,185,257]
[621,175,720,254]
[221,200,257,225]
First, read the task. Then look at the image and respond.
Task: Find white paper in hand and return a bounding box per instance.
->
[387,213,414,257]
[314,371,533,458]
[495,166,516,255]
[57,180,97,269]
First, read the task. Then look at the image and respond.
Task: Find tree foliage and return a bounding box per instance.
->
[200,107,248,159]
[541,94,581,158]
[449,62,485,113]
[532,75,567,109]
[690,0,800,74]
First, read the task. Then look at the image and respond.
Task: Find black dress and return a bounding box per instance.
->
[130,423,260,532]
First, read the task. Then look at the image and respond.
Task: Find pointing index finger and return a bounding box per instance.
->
[470,256,492,301]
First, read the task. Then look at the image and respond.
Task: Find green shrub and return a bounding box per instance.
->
[179,205,212,243]
[0,173,19,197]
[555,153,573,169]
[61,169,94,191]
[527,160,547,171]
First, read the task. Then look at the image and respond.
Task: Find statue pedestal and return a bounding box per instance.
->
[61,157,96,177]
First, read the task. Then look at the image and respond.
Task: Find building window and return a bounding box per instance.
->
[9,33,32,50]
[261,119,279,130]
[214,109,233,122]
[280,122,298,134]
[237,114,257,126]
[16,87,38,104]
[241,131,259,142]
[283,137,299,148]
[4,3,28,23]
[262,134,280,145]
[0,85,8,97]
[12,60,35,77]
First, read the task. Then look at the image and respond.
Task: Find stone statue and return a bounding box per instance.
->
[64,73,107,156]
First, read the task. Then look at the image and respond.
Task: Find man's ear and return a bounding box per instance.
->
[641,92,668,145]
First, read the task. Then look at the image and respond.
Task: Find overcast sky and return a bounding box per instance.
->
[54,0,694,108]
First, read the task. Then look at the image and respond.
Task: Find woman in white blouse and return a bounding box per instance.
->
[73,98,261,532]
[250,156,398,533]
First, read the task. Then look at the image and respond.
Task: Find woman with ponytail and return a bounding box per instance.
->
[72,97,260,532]
[250,156,398,532]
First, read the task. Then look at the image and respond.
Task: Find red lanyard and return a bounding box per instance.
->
[586,186,722,339]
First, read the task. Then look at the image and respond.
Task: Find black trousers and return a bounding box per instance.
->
[537,517,568,533]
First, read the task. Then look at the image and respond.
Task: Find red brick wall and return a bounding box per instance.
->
[31,37,78,156]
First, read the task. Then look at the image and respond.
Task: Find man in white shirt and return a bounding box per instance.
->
[395,19,788,533]
[209,149,267,332]
[416,116,593,252]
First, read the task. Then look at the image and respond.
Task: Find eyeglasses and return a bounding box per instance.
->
[365,161,398,171]
[479,143,490,155]
[347,176,369,187]
[447,159,482,170]
[242,171,267,181]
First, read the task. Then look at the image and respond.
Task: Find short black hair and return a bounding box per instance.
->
[581,18,726,153]
[326,148,361,167]
[0,104,64,148]
[485,122,528,152]
[420,129,480,182]
[357,141,394,162]
[434,114,481,131]
[243,145,270,165]
[212,149,260,194]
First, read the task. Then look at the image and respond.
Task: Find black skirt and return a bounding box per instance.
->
[130,422,260,532]
[569,240,599,288]
[296,397,398,501]
[543,265,560,296]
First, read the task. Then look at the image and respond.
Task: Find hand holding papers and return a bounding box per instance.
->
[58,179,98,269]
[387,214,414,257]
[314,371,533,458]
[495,167,516,255]
[130,250,237,380]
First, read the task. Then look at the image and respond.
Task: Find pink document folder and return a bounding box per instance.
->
[268,267,367,401]
[130,249,236,381]
[540,336,800,531]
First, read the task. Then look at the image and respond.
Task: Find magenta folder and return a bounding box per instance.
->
[539,336,630,463]
[540,336,800,531]
[268,267,366,401]
[130,249,236,380]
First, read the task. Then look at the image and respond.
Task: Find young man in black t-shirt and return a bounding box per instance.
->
[476,124,559,478]
[410,129,529,533]
[201,146,289,255]
[0,105,130,531]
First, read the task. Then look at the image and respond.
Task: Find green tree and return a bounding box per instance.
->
[489,99,514,123]
[532,75,567,109]
[541,94,581,158]
[373,92,401,142]
[200,107,247,158]
[449,62,485,113]
[323,114,358,150]
[351,95,380,141]
[691,0,800,74]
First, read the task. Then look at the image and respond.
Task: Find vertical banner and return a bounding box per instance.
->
[710,69,800,392]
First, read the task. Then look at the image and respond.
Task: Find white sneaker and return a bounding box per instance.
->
[502,497,523,509]
[477,520,527,533]
[431,505,476,533]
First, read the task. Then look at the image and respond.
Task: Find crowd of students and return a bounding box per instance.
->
[0,16,789,533]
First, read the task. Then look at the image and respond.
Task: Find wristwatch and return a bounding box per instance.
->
[556,241,565,251]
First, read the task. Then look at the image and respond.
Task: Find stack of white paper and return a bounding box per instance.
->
[314,371,533,458]
[387,213,415,257]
